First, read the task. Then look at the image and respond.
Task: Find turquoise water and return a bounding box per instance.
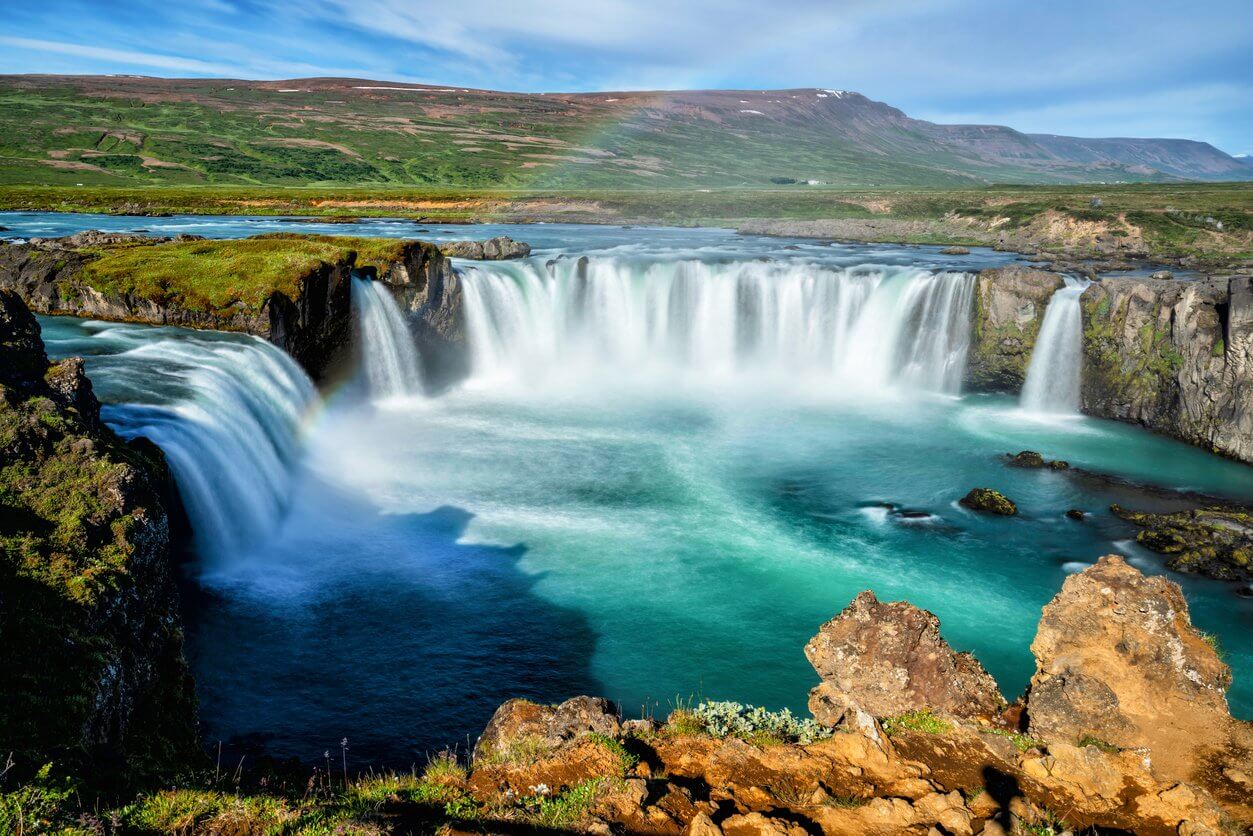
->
[25,213,1253,767]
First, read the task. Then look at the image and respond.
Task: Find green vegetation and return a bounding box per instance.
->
[584,732,639,776]
[1076,735,1121,754]
[985,728,1044,753]
[526,778,604,829]
[75,234,409,312]
[666,700,834,745]
[881,709,954,736]
[0,327,198,781]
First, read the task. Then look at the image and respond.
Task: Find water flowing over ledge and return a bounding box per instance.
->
[1020,276,1090,414]
[102,335,317,560]
[351,276,424,400]
[460,258,976,393]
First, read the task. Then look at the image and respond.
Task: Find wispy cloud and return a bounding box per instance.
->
[0,36,237,75]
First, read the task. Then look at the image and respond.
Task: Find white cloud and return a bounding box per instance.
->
[0,36,238,75]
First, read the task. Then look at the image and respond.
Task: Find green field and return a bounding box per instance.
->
[3,182,1250,263]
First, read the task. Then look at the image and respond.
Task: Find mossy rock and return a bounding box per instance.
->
[960,488,1018,516]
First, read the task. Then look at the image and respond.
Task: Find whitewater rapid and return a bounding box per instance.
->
[460,258,976,393]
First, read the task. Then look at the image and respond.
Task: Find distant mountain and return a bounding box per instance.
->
[0,75,1248,188]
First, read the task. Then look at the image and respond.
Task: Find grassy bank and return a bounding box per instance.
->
[73,235,410,311]
[3,183,1251,263]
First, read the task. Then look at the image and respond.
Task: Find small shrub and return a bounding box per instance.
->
[422,751,467,786]
[680,701,833,745]
[881,710,952,736]
[477,734,551,767]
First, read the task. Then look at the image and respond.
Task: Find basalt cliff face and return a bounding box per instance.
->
[1081,274,1253,463]
[0,290,197,779]
[0,232,473,383]
[369,241,469,387]
[457,556,1250,835]
[970,265,1253,464]
[965,266,1064,392]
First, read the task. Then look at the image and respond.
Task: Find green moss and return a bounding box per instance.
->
[881,710,953,736]
[77,234,410,313]
[985,728,1044,752]
[1076,735,1120,754]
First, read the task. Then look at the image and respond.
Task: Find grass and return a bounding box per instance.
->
[75,234,410,312]
[474,733,553,767]
[526,778,604,829]
[881,710,953,736]
[584,732,639,776]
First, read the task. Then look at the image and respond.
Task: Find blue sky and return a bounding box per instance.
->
[2,0,1249,155]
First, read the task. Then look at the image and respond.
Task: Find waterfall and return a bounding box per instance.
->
[1020,277,1091,414]
[460,258,976,393]
[351,276,423,399]
[102,337,317,560]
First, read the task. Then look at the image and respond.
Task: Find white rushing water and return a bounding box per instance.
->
[1020,276,1091,414]
[460,258,976,393]
[102,337,317,560]
[351,277,423,399]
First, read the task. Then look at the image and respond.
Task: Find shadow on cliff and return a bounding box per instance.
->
[179,494,602,770]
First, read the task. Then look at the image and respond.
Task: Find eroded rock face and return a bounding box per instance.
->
[966,266,1064,392]
[1081,275,1253,464]
[374,241,469,387]
[804,591,1004,724]
[1026,555,1242,791]
[0,290,196,775]
[474,696,621,762]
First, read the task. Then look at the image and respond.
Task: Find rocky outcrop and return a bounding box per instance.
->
[1111,503,1252,581]
[369,241,468,386]
[1003,450,1069,469]
[959,488,1018,515]
[437,236,531,260]
[966,266,1064,392]
[1081,274,1253,463]
[458,558,1249,834]
[0,235,354,379]
[1026,555,1250,819]
[0,290,197,777]
[804,591,1004,724]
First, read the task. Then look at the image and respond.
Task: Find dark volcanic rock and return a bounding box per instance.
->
[1111,503,1252,581]
[805,590,1004,724]
[438,236,530,260]
[966,266,1065,392]
[1005,450,1069,470]
[959,488,1018,515]
[1081,274,1253,463]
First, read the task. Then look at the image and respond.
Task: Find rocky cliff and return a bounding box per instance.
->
[1081,274,1253,463]
[969,265,1253,464]
[966,266,1064,391]
[368,241,469,387]
[0,232,474,383]
[448,556,1250,835]
[0,290,197,780]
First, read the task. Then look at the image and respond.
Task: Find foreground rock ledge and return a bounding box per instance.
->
[461,556,1250,834]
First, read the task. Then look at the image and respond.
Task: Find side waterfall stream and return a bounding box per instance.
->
[29,223,1253,767]
[1021,277,1091,414]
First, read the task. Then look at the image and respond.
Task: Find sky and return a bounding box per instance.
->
[1,0,1249,155]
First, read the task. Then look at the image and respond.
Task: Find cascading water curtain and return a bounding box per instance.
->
[460,258,975,393]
